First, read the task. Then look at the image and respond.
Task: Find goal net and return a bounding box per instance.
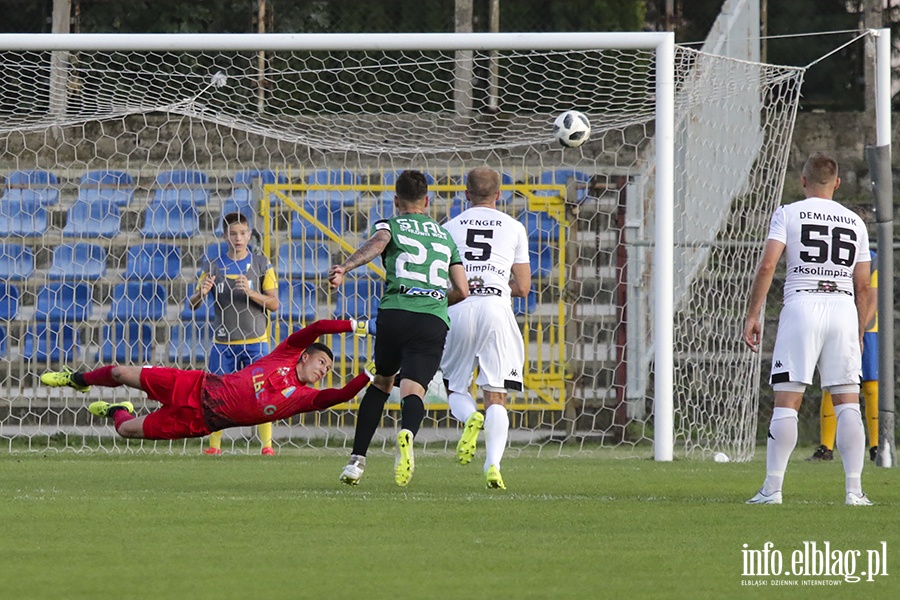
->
[0,33,804,460]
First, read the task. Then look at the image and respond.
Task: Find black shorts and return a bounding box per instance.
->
[374,309,448,389]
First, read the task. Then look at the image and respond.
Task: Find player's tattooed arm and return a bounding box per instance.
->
[341,229,391,272]
[329,229,391,289]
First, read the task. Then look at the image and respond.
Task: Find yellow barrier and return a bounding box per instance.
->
[260,180,568,411]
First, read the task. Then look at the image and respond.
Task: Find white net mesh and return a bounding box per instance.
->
[0,39,804,459]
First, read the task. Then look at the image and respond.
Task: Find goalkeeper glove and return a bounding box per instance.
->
[350,318,376,337]
[364,360,377,382]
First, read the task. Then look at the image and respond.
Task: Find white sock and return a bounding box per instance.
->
[762,407,798,495]
[834,403,865,495]
[483,404,509,472]
[448,391,478,424]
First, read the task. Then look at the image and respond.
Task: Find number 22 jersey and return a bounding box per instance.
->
[767,196,870,302]
[373,213,463,326]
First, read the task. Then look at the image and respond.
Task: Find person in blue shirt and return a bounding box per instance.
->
[189,212,280,455]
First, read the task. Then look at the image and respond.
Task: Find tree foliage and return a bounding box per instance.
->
[0,0,646,34]
[654,0,865,110]
[0,0,877,110]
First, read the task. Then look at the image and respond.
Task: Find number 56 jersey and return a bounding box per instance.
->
[768,196,870,302]
[442,206,530,302]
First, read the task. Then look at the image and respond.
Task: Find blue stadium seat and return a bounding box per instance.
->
[235,169,288,186]
[219,182,264,231]
[0,283,20,320]
[219,196,256,226]
[446,195,466,220]
[79,170,134,207]
[325,333,369,363]
[0,243,34,280]
[290,197,350,240]
[2,188,58,206]
[156,169,208,186]
[513,291,538,316]
[499,172,515,203]
[203,242,229,266]
[305,170,357,201]
[0,200,48,237]
[518,211,560,243]
[233,168,288,209]
[0,325,6,358]
[307,169,356,185]
[35,282,93,321]
[273,320,313,344]
[276,242,330,278]
[534,169,591,201]
[108,282,166,321]
[277,281,318,321]
[22,322,79,362]
[98,321,154,362]
[271,320,291,344]
[48,243,107,281]
[3,169,59,206]
[168,321,213,363]
[530,242,553,279]
[214,194,263,235]
[62,200,121,238]
[154,170,209,206]
[226,188,252,206]
[180,284,216,322]
[154,187,209,206]
[6,169,57,186]
[333,278,381,319]
[368,197,393,226]
[141,201,199,238]
[124,243,181,280]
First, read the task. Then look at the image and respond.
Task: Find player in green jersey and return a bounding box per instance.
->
[329,170,469,487]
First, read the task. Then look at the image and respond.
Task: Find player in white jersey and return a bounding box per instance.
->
[743,152,872,506]
[441,167,532,489]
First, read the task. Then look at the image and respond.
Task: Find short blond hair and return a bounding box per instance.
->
[802,152,839,186]
[466,167,501,202]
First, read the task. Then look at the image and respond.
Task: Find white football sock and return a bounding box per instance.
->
[762,407,798,496]
[448,391,478,424]
[483,404,509,472]
[834,403,865,495]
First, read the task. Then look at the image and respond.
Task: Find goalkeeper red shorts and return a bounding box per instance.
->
[139,366,212,440]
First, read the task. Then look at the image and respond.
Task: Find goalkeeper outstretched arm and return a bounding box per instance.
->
[284,318,374,350]
[309,373,371,411]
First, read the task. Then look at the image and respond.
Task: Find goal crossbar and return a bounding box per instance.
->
[0,32,673,52]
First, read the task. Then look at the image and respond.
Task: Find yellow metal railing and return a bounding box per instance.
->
[260,180,568,411]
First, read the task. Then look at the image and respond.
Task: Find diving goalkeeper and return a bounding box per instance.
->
[39,319,373,440]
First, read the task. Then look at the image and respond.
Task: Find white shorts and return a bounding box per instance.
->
[441,298,524,393]
[769,295,861,388]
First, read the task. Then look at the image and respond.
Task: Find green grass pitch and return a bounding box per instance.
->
[1,448,897,599]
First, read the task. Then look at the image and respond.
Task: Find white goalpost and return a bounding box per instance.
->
[0,29,810,461]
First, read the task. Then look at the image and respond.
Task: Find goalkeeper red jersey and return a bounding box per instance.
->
[199,320,367,431]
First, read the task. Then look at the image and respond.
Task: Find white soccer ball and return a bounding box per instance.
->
[713,452,730,463]
[552,110,591,148]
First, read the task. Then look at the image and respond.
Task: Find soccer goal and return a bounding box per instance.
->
[0,30,808,461]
